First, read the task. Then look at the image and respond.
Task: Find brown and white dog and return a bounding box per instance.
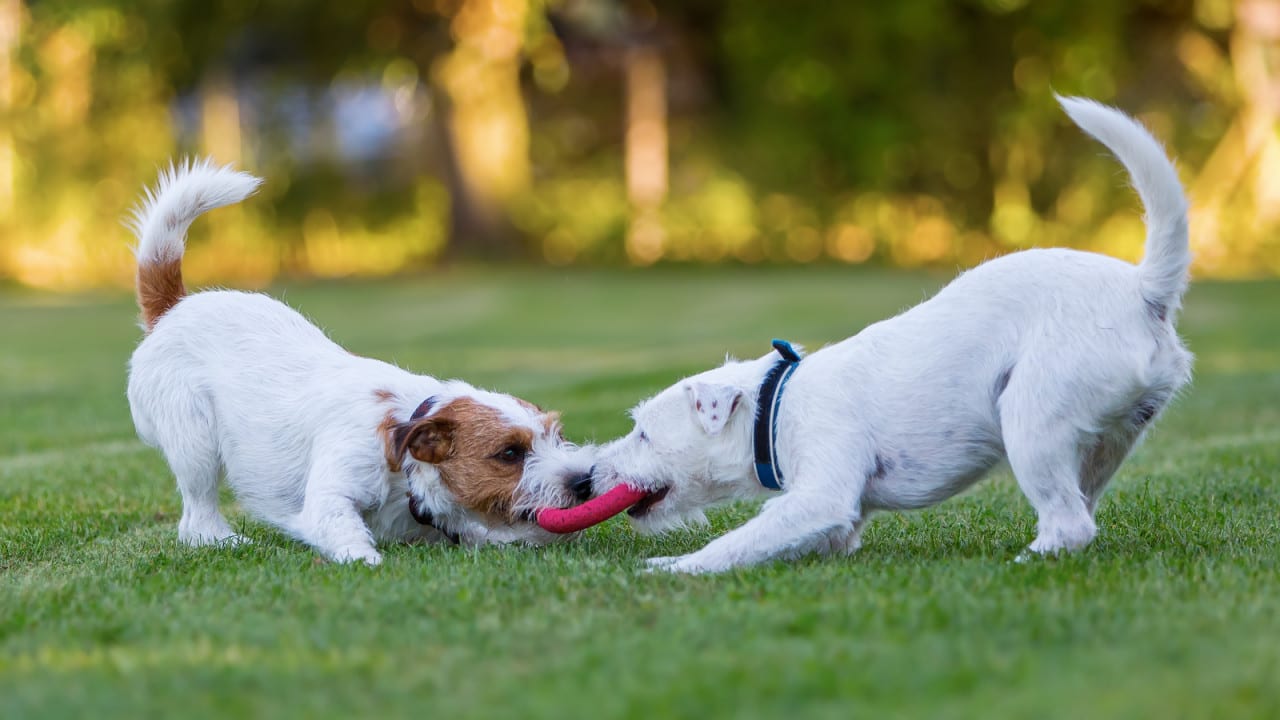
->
[125,159,594,564]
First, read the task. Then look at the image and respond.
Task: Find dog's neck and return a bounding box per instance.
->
[714,354,791,496]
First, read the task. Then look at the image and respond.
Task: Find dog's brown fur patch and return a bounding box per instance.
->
[430,398,533,517]
[382,397,538,520]
[542,411,563,438]
[379,410,405,473]
[137,258,186,330]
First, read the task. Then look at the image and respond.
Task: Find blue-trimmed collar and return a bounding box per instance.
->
[753,339,802,490]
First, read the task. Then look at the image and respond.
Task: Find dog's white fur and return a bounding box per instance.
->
[589,97,1194,574]
[126,159,594,565]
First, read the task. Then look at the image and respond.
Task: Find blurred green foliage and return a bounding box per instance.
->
[0,0,1274,288]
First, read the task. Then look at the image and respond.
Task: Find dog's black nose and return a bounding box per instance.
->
[568,471,594,502]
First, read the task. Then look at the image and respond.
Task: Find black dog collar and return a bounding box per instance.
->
[753,339,801,490]
[404,395,458,543]
[410,397,435,421]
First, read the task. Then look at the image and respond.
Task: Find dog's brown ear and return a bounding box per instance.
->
[395,417,455,464]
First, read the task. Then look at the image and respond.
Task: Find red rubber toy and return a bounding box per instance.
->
[536,484,650,533]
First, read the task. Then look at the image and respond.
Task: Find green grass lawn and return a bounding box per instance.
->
[1,266,1278,719]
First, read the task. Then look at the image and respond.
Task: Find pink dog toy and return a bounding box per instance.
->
[536,484,650,533]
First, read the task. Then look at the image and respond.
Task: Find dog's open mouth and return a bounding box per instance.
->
[626,486,670,519]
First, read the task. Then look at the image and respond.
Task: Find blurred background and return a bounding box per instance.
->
[1,0,1278,289]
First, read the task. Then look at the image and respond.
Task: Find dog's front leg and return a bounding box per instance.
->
[293,455,384,566]
[648,490,856,574]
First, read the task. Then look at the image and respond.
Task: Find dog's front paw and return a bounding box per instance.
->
[644,553,719,575]
[645,555,681,569]
[179,528,251,548]
[218,533,252,547]
[331,547,383,566]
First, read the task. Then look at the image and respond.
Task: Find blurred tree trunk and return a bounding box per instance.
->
[432,93,524,260]
[200,71,242,166]
[198,71,271,285]
[0,0,20,282]
[434,0,532,261]
[1188,0,1280,270]
[1233,0,1280,226]
[624,45,668,265]
[0,0,20,224]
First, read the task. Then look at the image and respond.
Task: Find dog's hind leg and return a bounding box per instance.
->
[162,410,245,547]
[132,382,243,547]
[174,460,244,546]
[1000,384,1097,557]
[1078,392,1168,512]
[1079,428,1143,514]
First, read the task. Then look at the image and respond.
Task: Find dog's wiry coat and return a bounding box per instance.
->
[588,97,1195,574]
[125,160,593,564]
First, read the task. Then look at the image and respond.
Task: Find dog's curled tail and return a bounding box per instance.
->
[128,158,263,331]
[1057,95,1190,321]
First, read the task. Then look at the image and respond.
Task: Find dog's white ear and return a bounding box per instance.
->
[685,382,744,436]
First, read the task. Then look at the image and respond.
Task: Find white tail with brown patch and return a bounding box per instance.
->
[128,159,262,330]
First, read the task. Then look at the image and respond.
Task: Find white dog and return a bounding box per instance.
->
[126,160,594,565]
[586,97,1194,574]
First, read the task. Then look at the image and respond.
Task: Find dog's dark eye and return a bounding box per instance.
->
[495,445,527,464]
[639,431,649,443]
